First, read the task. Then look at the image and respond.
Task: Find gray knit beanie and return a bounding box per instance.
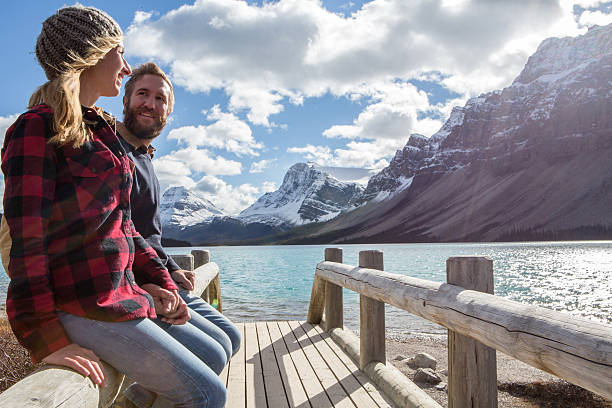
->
[36,5,123,80]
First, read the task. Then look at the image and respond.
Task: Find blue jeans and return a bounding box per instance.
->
[58,312,227,408]
[179,290,242,359]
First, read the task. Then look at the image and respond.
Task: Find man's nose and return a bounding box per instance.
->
[142,95,155,109]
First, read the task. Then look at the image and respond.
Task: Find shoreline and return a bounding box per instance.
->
[384,333,611,408]
[0,315,609,407]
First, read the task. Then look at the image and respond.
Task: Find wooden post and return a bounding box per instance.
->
[307,275,326,324]
[324,248,343,332]
[171,254,194,271]
[308,248,342,324]
[192,249,210,268]
[359,250,386,370]
[192,250,210,302]
[447,256,497,408]
[211,274,223,313]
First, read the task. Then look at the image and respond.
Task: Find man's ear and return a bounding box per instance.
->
[123,95,127,106]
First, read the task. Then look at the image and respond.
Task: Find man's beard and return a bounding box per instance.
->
[123,106,167,140]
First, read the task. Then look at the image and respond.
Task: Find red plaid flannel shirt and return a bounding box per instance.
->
[2,105,177,362]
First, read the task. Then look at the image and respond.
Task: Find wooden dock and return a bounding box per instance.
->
[222,321,394,408]
[3,249,610,408]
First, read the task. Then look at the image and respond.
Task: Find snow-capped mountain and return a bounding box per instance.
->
[160,186,225,228]
[239,162,364,226]
[160,164,367,244]
[293,24,612,243]
[362,24,611,205]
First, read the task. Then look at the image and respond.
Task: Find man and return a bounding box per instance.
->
[117,63,241,407]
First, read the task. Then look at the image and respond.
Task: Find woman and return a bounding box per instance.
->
[2,6,226,408]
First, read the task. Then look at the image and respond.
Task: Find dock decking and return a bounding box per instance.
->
[223,321,395,408]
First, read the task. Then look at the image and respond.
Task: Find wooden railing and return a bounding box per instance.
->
[307,248,612,408]
[0,249,221,408]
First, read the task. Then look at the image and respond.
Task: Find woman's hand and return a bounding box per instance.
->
[141,283,179,315]
[42,343,106,387]
[141,284,190,325]
[171,269,196,291]
[159,292,190,325]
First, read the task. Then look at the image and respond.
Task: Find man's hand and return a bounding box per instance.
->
[42,343,106,387]
[171,269,196,291]
[141,283,179,315]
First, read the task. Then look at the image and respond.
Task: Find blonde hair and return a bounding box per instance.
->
[28,35,122,147]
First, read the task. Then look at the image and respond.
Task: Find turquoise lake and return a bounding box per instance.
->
[1,241,610,336]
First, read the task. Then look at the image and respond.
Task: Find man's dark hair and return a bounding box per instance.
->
[124,62,174,113]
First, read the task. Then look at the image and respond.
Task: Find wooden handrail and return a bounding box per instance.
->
[0,250,221,408]
[312,255,612,401]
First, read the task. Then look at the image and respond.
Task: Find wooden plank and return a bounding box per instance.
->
[278,321,333,408]
[257,322,290,408]
[304,322,384,408]
[289,321,356,408]
[311,325,394,408]
[245,322,267,408]
[447,257,497,408]
[226,323,246,408]
[315,261,612,400]
[267,322,310,408]
[220,356,229,388]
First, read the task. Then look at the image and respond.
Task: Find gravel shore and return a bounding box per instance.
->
[386,333,611,408]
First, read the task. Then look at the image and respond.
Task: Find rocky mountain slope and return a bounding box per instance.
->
[286,24,612,243]
[239,162,364,226]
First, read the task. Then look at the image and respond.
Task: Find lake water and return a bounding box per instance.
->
[1,241,610,336]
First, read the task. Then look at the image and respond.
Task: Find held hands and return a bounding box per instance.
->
[141,283,190,325]
[171,269,196,291]
[42,343,106,387]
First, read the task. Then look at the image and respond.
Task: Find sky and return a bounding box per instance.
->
[1,0,611,215]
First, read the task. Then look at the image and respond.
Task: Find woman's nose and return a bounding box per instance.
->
[123,58,132,76]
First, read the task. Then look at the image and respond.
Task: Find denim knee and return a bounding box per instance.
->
[180,292,242,357]
[204,341,228,374]
[226,323,242,356]
[206,375,227,408]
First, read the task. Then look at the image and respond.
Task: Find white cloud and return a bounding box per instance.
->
[133,11,154,24]
[323,81,429,141]
[287,145,333,163]
[193,175,260,215]
[168,106,263,156]
[261,181,277,193]
[287,140,395,169]
[579,10,612,26]
[156,148,242,176]
[153,157,196,196]
[127,0,583,125]
[0,114,19,148]
[152,146,243,201]
[249,159,275,173]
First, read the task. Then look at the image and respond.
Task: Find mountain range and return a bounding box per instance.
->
[161,24,612,245]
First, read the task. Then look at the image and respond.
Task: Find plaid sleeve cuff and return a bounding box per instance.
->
[24,318,72,364]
